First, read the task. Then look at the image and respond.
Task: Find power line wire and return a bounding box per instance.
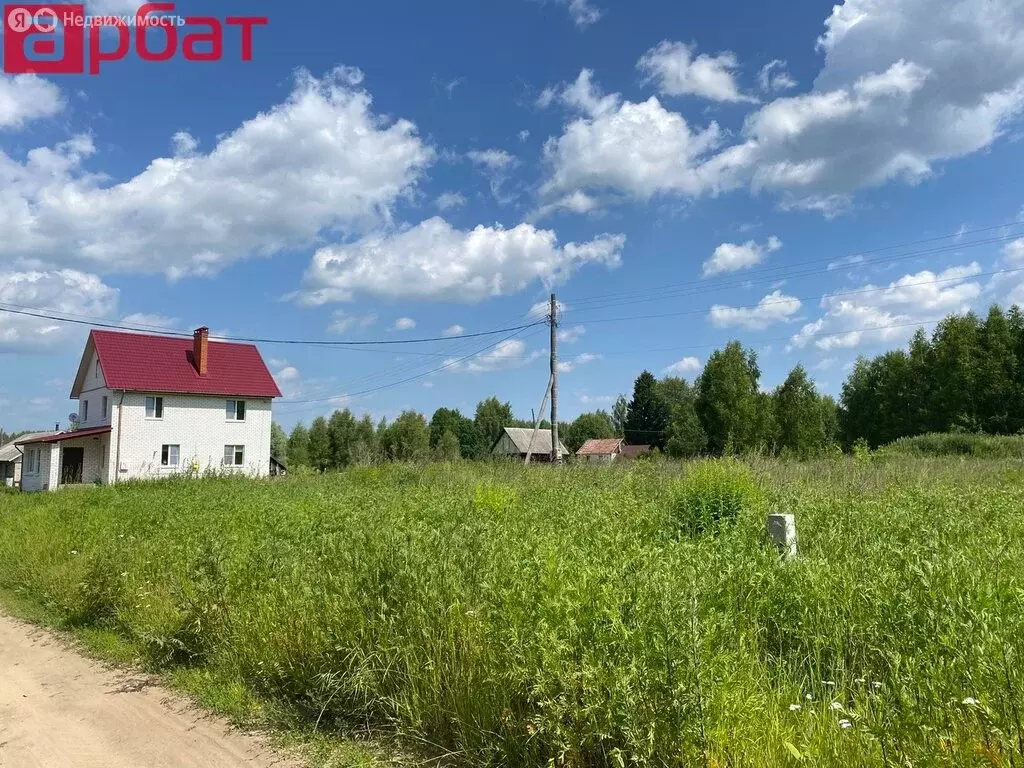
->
[0,303,545,347]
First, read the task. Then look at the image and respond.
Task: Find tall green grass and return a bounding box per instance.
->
[1,459,1022,766]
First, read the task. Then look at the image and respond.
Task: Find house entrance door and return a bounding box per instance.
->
[61,447,84,485]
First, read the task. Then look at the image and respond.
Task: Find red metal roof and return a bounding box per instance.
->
[576,438,624,456]
[89,330,281,398]
[17,426,112,445]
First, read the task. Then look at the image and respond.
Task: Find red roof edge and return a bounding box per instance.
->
[16,426,112,446]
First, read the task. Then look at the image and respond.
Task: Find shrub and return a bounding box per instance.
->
[878,432,1024,458]
[668,458,763,536]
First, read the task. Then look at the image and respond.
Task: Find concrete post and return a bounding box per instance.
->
[767,513,797,558]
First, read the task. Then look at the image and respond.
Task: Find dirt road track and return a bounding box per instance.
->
[0,611,300,768]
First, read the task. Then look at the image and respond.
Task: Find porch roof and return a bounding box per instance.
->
[16,426,112,446]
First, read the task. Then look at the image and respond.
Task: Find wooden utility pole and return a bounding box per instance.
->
[550,293,561,464]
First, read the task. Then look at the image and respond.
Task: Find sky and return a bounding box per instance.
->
[2,0,1024,433]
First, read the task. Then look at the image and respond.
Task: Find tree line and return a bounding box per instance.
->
[273,304,1024,468]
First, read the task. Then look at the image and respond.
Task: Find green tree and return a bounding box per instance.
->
[611,395,628,437]
[435,429,462,461]
[696,342,760,454]
[564,411,615,452]
[308,416,332,471]
[977,305,1016,434]
[774,364,827,458]
[664,399,706,459]
[349,414,378,465]
[380,410,430,461]
[270,421,288,463]
[625,371,670,449]
[327,408,357,468]
[430,407,480,457]
[474,397,514,450]
[286,423,310,468]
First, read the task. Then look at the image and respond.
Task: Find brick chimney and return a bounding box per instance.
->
[193,327,209,376]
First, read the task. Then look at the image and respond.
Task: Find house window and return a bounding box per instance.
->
[145,396,164,419]
[81,399,89,423]
[102,395,108,419]
[26,449,35,473]
[95,360,100,379]
[161,444,180,467]
[226,400,246,421]
[223,445,244,466]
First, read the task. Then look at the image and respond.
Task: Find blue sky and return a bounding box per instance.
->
[2,0,1024,432]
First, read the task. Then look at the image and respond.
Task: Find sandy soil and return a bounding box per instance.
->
[0,611,300,768]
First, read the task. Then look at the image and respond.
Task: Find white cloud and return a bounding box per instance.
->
[392,317,417,331]
[558,352,601,373]
[703,235,782,277]
[757,60,797,92]
[120,313,181,330]
[435,192,466,211]
[555,0,602,28]
[638,41,756,103]
[710,290,803,330]
[467,148,517,171]
[467,149,519,202]
[0,75,64,130]
[0,67,433,278]
[827,254,866,271]
[0,270,118,352]
[541,0,1024,212]
[540,70,723,203]
[790,264,982,350]
[557,324,585,343]
[663,356,702,375]
[528,299,568,319]
[1003,238,1024,263]
[579,393,615,405]
[443,324,465,337]
[299,217,623,304]
[447,339,543,373]
[270,360,303,398]
[518,129,531,142]
[327,310,377,334]
[814,357,839,370]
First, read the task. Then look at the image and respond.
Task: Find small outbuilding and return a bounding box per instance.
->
[576,438,625,463]
[0,432,59,488]
[492,427,569,462]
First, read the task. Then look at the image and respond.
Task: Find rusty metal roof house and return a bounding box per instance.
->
[576,438,625,462]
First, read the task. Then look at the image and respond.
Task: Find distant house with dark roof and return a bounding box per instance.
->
[492,427,569,462]
[17,327,281,491]
[620,444,652,459]
[0,432,58,488]
[576,438,624,463]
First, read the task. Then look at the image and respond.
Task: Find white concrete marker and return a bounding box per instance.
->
[767,513,798,558]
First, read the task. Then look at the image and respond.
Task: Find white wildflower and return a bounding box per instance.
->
[822,680,836,687]
[789,704,802,711]
[872,681,882,689]
[70,550,78,555]
[854,678,866,684]
[805,693,813,700]
[962,697,979,706]
[831,702,844,711]
[839,719,852,729]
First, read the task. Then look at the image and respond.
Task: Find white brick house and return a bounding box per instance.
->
[17,327,281,491]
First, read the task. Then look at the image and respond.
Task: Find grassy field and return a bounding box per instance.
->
[1,457,1023,766]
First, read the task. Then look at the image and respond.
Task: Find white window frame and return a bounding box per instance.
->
[145,396,164,420]
[225,399,246,421]
[223,445,244,467]
[161,444,180,467]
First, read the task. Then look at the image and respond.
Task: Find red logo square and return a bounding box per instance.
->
[3,4,84,74]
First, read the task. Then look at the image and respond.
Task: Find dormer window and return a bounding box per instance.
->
[95,360,101,379]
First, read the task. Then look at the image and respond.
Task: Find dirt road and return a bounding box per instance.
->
[0,611,299,768]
